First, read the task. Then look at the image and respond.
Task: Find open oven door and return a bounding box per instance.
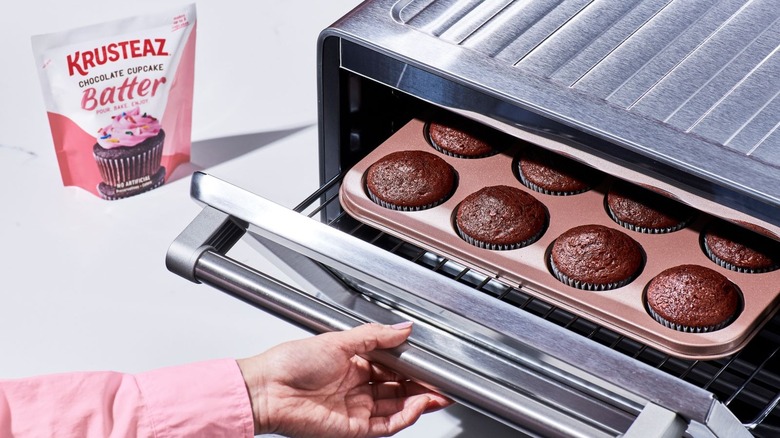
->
[166,171,750,438]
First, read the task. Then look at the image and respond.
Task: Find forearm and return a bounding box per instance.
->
[0,359,254,438]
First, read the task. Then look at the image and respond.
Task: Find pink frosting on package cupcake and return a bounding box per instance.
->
[32,4,196,200]
[97,108,162,148]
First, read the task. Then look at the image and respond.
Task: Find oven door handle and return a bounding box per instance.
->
[167,204,628,437]
[192,246,625,438]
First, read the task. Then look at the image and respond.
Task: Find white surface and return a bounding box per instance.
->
[0,1,521,437]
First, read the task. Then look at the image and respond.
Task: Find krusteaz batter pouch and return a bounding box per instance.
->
[32,4,196,200]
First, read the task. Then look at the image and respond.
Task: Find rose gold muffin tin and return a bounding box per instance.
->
[339,118,780,360]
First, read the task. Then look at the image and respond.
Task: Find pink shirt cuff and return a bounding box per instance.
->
[134,358,255,437]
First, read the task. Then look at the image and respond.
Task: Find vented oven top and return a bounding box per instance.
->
[329,0,780,240]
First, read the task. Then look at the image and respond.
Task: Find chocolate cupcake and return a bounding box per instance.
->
[426,119,501,158]
[455,185,547,250]
[646,264,740,332]
[365,150,456,211]
[702,221,780,273]
[550,224,643,290]
[516,147,602,195]
[605,182,695,233]
[92,107,166,200]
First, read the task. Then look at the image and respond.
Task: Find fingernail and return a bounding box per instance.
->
[390,321,413,330]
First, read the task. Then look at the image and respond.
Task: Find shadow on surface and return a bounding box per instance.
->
[168,124,312,183]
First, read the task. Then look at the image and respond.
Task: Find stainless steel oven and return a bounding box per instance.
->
[167,1,780,436]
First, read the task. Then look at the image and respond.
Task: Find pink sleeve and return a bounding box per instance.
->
[0,359,254,438]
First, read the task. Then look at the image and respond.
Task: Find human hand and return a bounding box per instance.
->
[237,322,452,438]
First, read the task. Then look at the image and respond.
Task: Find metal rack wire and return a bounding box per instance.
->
[295,175,780,437]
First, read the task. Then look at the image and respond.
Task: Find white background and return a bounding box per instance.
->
[0,1,521,437]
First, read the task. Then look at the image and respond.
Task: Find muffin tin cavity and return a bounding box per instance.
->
[547,224,645,292]
[364,150,457,212]
[604,181,696,234]
[514,146,604,196]
[340,118,780,360]
[424,115,509,159]
[643,265,744,333]
[453,185,548,251]
[700,220,780,274]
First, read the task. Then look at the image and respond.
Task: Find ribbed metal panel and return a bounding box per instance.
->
[395,0,780,166]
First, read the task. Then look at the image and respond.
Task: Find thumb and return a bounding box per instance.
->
[335,321,414,357]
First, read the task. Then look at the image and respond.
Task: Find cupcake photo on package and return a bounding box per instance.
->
[32,4,197,200]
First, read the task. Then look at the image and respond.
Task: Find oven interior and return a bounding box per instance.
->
[310,63,780,435]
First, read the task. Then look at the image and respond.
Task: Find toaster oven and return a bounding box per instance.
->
[167,1,780,436]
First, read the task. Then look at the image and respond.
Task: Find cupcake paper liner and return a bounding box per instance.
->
[94,138,165,187]
[702,238,780,274]
[366,186,449,212]
[606,205,692,234]
[455,222,543,251]
[517,168,591,196]
[646,304,733,333]
[549,257,635,291]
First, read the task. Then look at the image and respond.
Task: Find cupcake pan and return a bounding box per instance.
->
[339,119,780,360]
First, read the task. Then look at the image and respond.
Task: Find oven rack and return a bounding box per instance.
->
[296,173,780,437]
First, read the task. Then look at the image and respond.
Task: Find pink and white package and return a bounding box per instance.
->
[31,4,197,200]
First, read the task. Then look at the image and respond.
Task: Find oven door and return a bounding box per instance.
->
[166,171,760,438]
